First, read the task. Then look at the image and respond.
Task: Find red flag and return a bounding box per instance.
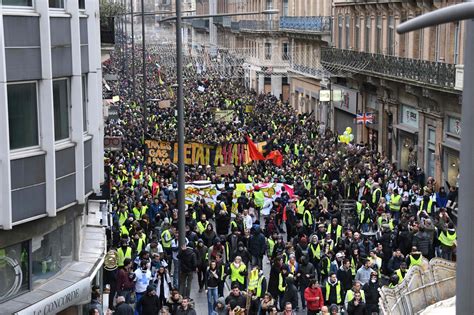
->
[283,184,294,198]
[265,150,284,167]
[246,136,265,161]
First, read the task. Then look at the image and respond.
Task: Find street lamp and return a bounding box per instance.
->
[397,2,474,313]
[161,7,279,247]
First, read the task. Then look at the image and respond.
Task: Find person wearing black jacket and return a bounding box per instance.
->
[215,207,231,235]
[336,259,353,293]
[362,272,380,314]
[283,275,299,311]
[248,226,266,269]
[138,285,161,315]
[206,261,220,315]
[178,244,197,298]
[347,291,368,315]
[296,256,315,310]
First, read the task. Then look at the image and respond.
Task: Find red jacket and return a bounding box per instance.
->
[304,286,324,311]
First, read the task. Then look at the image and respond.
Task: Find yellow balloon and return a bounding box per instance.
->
[345,127,352,134]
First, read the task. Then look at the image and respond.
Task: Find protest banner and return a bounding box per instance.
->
[216,165,235,176]
[145,140,172,165]
[245,105,254,113]
[214,110,234,123]
[145,140,267,167]
[185,181,221,209]
[158,100,171,109]
[104,136,122,151]
[231,183,294,215]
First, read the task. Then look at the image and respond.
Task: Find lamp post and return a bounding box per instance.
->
[397,2,474,313]
[159,7,279,247]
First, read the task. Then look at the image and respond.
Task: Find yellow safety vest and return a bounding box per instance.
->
[345,289,365,303]
[309,243,321,260]
[117,247,132,267]
[278,273,286,292]
[438,230,457,247]
[133,206,147,220]
[356,202,362,216]
[325,281,342,304]
[248,269,259,291]
[419,199,434,214]
[256,275,265,297]
[389,195,401,212]
[118,211,128,226]
[409,255,423,267]
[395,269,405,284]
[372,188,382,204]
[161,230,172,249]
[303,210,313,226]
[267,238,275,257]
[297,200,306,215]
[327,225,342,242]
[230,263,246,284]
[120,225,130,237]
[254,191,265,208]
[350,257,356,276]
[197,221,209,234]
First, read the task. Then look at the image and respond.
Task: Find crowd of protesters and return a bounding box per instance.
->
[95,46,458,315]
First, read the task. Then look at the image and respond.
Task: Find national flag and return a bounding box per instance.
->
[265,150,283,167]
[246,136,265,161]
[356,112,374,125]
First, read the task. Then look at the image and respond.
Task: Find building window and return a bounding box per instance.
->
[419,28,424,59]
[53,79,70,141]
[2,0,32,6]
[338,15,343,49]
[388,16,394,55]
[0,241,30,303]
[376,15,382,54]
[401,105,419,129]
[7,83,39,150]
[265,43,272,60]
[82,75,88,132]
[32,221,73,287]
[426,127,436,178]
[282,0,288,16]
[79,0,85,9]
[49,0,64,8]
[345,15,351,49]
[355,17,360,51]
[282,43,289,60]
[446,116,461,137]
[365,16,371,52]
[454,22,460,64]
[435,25,441,61]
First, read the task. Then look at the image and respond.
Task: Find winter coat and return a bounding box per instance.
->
[347,300,368,315]
[138,293,161,315]
[283,277,299,309]
[362,281,380,306]
[114,302,134,315]
[176,306,197,315]
[304,286,324,311]
[154,272,171,299]
[248,228,266,257]
[412,231,432,257]
[214,297,227,315]
[225,293,246,310]
[337,267,353,292]
[196,244,209,268]
[178,247,197,273]
[297,260,315,288]
[268,264,281,298]
[216,211,231,235]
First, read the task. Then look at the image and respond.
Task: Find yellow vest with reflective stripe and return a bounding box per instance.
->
[257,275,265,297]
[389,195,401,212]
[161,230,172,249]
[395,269,405,284]
[278,273,286,292]
[327,225,342,242]
[117,247,132,267]
[372,188,382,204]
[438,230,456,247]
[248,269,259,291]
[345,289,365,303]
[297,200,306,215]
[119,211,128,226]
[419,199,434,214]
[197,221,209,234]
[120,225,130,237]
[409,255,423,267]
[325,281,341,304]
[309,243,321,260]
[230,263,246,284]
[303,209,313,226]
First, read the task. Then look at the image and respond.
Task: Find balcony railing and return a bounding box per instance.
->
[191,19,209,31]
[239,19,280,32]
[290,63,326,78]
[213,16,232,28]
[280,16,332,33]
[321,47,456,91]
[231,21,240,32]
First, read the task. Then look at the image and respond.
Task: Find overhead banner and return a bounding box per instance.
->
[183,182,293,213]
[145,140,266,166]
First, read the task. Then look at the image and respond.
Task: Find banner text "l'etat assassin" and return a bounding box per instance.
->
[145,140,266,166]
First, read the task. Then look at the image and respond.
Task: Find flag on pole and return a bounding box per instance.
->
[356,112,374,125]
[245,136,265,161]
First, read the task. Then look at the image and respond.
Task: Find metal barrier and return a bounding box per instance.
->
[379,258,456,315]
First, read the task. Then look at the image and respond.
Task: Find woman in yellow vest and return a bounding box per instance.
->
[230,256,247,290]
[438,223,457,261]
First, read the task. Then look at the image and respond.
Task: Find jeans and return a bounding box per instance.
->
[173,259,180,289]
[251,255,263,270]
[207,287,219,315]
[135,291,145,315]
[179,271,194,298]
[391,211,400,221]
[299,285,306,309]
[198,266,207,290]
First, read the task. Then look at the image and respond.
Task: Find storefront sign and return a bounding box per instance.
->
[332,84,358,114]
[366,94,379,111]
[401,105,419,129]
[319,90,330,102]
[16,277,91,315]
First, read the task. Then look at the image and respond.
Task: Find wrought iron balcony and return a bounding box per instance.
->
[279,16,332,33]
[191,19,209,31]
[321,47,456,91]
[213,16,232,28]
[231,21,240,32]
[239,19,280,32]
[290,63,326,79]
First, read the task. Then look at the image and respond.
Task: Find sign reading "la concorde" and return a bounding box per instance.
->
[15,277,91,315]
